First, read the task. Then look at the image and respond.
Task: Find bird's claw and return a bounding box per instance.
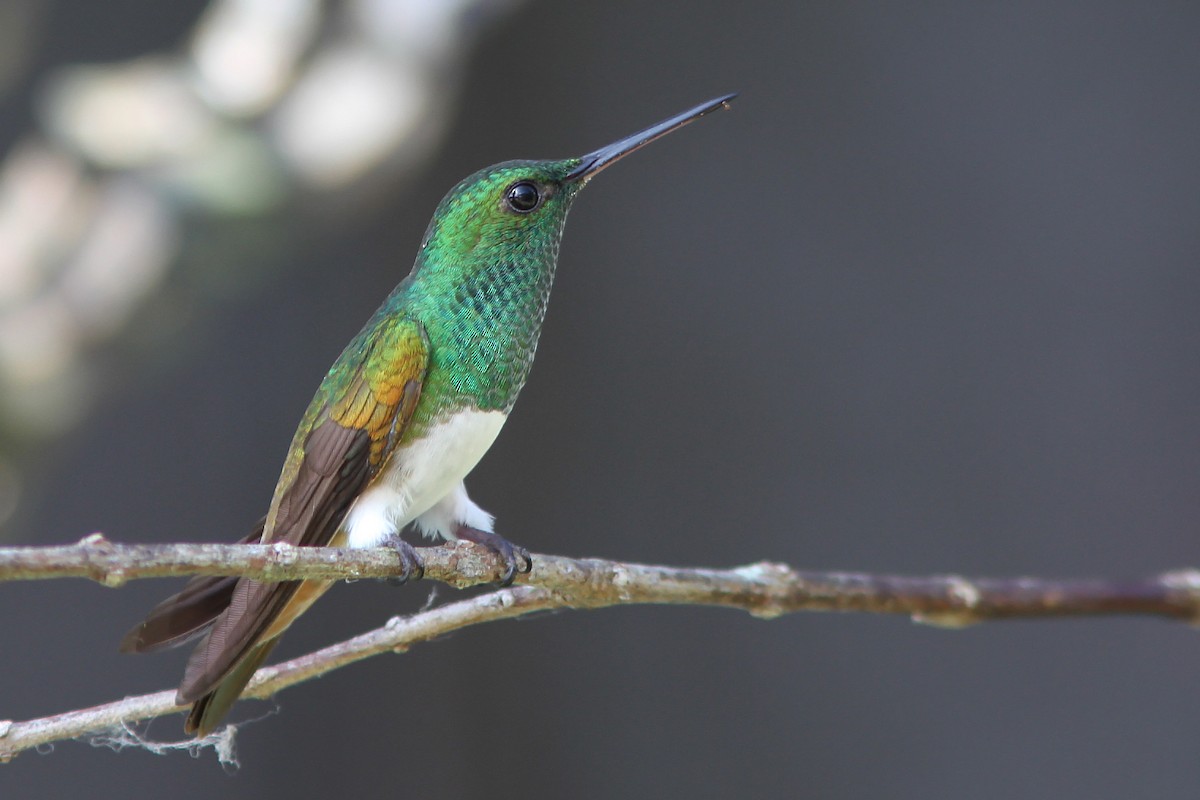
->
[380,534,425,585]
[455,526,533,586]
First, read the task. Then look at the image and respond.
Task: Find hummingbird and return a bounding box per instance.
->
[120,94,736,737]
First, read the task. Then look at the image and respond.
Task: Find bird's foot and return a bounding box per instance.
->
[379,533,425,585]
[454,526,532,586]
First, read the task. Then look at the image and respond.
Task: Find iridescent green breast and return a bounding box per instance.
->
[413,247,558,415]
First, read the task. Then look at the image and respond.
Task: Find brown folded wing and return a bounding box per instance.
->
[120,317,429,729]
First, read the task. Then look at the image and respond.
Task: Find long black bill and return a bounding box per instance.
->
[564,93,737,183]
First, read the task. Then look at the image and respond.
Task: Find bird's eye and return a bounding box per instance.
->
[505,182,541,213]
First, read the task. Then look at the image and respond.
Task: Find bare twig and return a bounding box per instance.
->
[1,534,1199,761]
[0,586,558,762]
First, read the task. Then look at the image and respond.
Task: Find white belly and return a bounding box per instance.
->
[343,408,507,547]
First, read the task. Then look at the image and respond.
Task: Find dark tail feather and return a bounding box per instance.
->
[184,637,280,737]
[118,519,266,654]
[119,574,240,653]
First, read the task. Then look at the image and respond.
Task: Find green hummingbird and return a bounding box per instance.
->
[120,94,736,737]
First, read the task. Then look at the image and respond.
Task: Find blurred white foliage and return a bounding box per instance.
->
[273,45,434,187]
[0,0,523,526]
[190,0,321,116]
[275,0,498,186]
[43,58,220,168]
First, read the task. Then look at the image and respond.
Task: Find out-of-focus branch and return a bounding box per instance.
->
[2,534,1200,760]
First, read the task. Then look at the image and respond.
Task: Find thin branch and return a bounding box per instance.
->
[1,534,1199,760]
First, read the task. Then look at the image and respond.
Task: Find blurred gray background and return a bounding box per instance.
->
[4,0,1200,796]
